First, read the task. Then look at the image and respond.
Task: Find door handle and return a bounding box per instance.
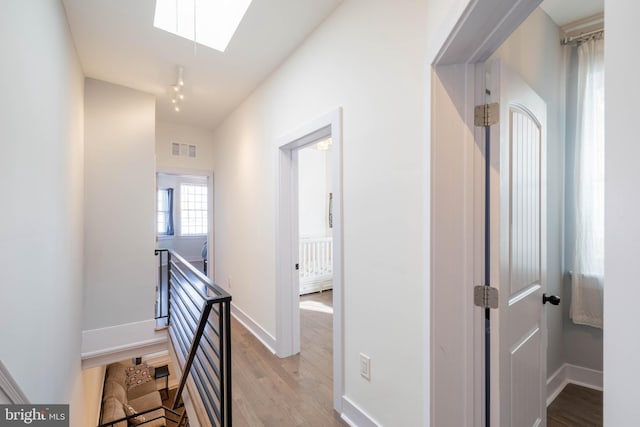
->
[542,293,560,305]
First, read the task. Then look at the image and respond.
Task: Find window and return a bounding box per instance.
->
[180,183,208,235]
[157,188,174,236]
[153,0,253,52]
[571,37,604,328]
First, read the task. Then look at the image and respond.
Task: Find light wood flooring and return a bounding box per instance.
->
[167,288,603,426]
[548,383,602,426]
[232,290,346,426]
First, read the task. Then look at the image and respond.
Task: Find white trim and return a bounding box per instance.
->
[434,0,540,65]
[0,360,29,404]
[340,396,381,427]
[81,319,168,369]
[546,363,603,406]
[276,107,344,412]
[566,364,603,390]
[546,364,567,406]
[231,303,277,354]
[81,340,168,370]
[431,1,542,425]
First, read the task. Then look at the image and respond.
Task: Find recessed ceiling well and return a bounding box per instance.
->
[153,0,253,52]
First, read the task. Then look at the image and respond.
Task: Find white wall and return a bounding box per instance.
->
[604,1,640,424]
[0,0,85,424]
[298,146,331,238]
[157,173,208,261]
[210,0,428,424]
[489,7,568,378]
[84,79,156,330]
[156,121,215,172]
[427,0,640,424]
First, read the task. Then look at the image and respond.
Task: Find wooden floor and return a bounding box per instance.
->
[165,287,603,426]
[548,383,603,426]
[232,290,346,426]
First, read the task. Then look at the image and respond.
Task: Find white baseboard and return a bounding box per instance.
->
[547,363,603,406]
[546,365,567,405]
[341,396,381,427]
[81,319,168,369]
[0,360,29,404]
[231,303,277,354]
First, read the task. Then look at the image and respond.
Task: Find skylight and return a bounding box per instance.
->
[154,0,253,52]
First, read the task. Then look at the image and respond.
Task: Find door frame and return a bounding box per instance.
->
[156,167,215,279]
[430,1,541,426]
[276,107,343,412]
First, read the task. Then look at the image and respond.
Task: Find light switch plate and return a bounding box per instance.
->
[360,353,371,381]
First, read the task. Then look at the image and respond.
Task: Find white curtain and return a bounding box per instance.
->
[571,37,604,328]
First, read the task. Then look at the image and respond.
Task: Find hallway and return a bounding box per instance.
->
[231,291,345,426]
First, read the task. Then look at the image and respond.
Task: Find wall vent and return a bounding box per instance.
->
[171,142,197,158]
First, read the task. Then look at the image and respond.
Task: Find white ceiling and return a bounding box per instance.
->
[62,0,603,131]
[540,0,604,27]
[62,0,343,130]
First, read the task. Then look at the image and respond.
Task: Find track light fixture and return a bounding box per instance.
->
[171,65,185,112]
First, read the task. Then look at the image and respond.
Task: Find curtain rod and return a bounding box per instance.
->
[561,29,604,46]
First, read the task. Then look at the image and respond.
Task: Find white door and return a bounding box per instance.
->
[487,60,547,427]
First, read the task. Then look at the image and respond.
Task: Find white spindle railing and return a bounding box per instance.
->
[299,236,333,294]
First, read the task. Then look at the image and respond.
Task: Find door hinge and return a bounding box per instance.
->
[295,263,299,271]
[474,102,499,127]
[474,285,499,309]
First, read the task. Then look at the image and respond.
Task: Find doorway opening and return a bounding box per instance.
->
[276,107,343,412]
[430,1,604,426]
[297,138,335,413]
[298,141,334,296]
[155,170,214,327]
[156,172,212,273]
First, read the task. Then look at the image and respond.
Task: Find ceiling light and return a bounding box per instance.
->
[170,65,185,113]
[178,66,184,86]
[316,138,333,151]
[154,0,253,52]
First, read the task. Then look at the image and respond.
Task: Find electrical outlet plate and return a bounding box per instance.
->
[360,353,371,381]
